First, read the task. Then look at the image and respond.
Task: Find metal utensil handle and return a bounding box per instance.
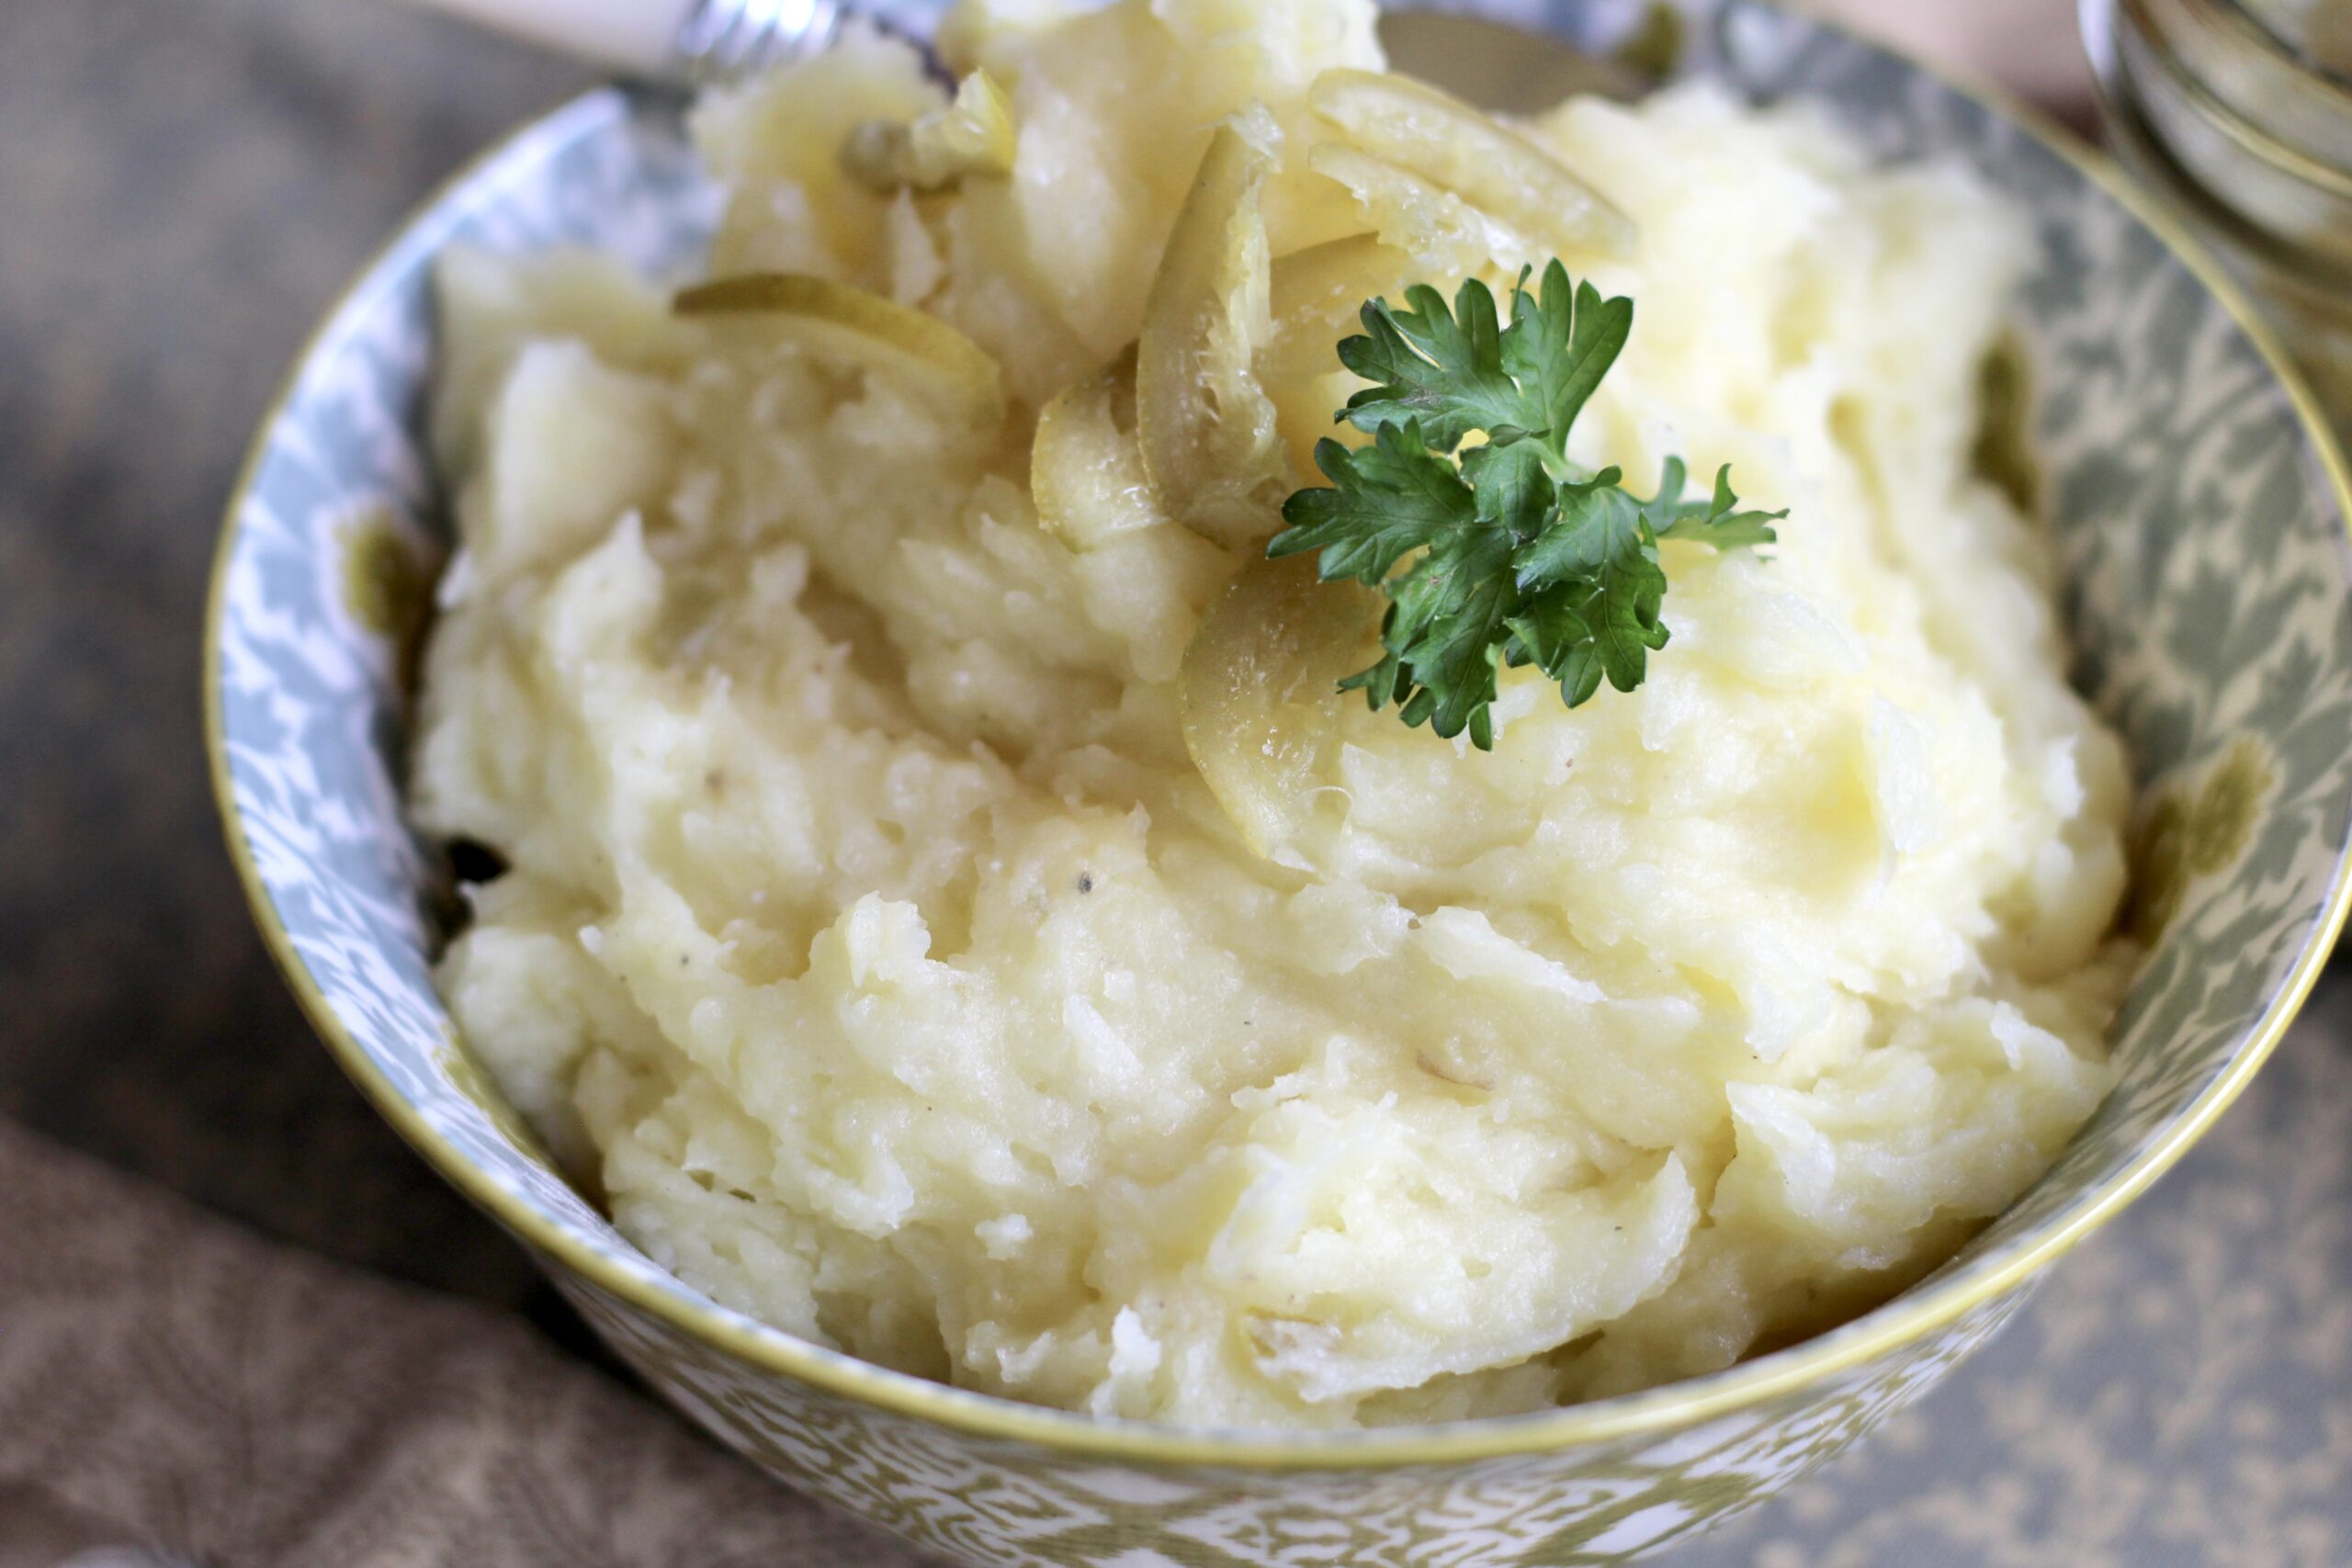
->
[673,0,839,79]
[673,0,947,79]
[387,0,944,81]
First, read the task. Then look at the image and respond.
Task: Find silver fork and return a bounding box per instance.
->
[403,0,1642,110]
[672,0,846,80]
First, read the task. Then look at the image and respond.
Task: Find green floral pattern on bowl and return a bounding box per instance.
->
[205,2,2352,1562]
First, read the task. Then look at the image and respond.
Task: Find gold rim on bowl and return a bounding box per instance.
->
[204,8,2352,1470]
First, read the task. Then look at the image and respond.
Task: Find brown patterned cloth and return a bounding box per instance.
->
[0,1118,929,1567]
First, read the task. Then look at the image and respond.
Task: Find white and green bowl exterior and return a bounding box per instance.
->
[207,1,2352,1563]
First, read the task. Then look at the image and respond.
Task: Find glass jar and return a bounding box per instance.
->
[2084,0,2352,423]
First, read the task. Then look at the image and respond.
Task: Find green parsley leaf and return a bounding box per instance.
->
[1499,262,1632,466]
[1652,458,1786,549]
[1356,500,1518,751]
[1460,438,1553,541]
[1269,421,1478,586]
[1266,260,1784,750]
[1512,474,1669,701]
[1337,279,1532,452]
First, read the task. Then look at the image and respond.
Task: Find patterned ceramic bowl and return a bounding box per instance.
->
[207,1,2352,1562]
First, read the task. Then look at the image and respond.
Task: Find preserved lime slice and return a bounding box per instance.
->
[842,70,1018,193]
[1306,143,1523,277]
[1180,555,1384,860]
[1031,349,1165,551]
[1307,68,1636,263]
[1136,120,1293,547]
[1264,233,1409,476]
[675,271,1006,427]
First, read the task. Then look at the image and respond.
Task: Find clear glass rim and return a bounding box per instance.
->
[2122,0,2352,200]
[2211,0,2352,94]
[2096,26,2352,281]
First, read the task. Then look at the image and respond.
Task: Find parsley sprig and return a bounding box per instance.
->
[1267,259,1783,750]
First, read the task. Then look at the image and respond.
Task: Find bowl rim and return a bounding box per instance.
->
[206,5,2352,1470]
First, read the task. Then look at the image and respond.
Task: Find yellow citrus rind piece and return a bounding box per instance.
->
[1032,349,1168,551]
[1179,554,1384,861]
[675,271,1006,427]
[1136,120,1293,547]
[1307,67,1636,263]
[842,70,1018,193]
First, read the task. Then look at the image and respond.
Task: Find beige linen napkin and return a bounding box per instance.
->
[0,1119,926,1568]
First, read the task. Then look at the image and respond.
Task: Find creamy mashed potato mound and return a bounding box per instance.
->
[413,0,2133,1427]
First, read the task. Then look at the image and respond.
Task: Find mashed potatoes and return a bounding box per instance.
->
[411,0,2133,1427]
